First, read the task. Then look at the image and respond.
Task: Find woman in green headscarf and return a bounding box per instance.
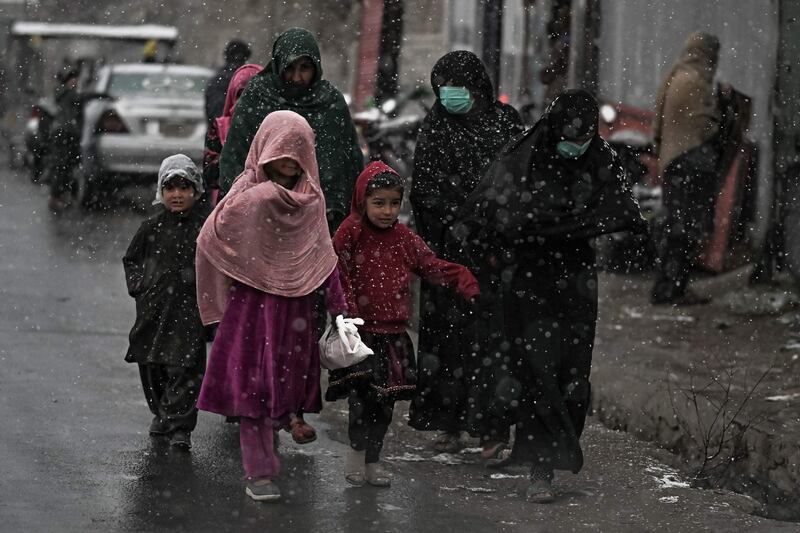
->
[219,27,363,233]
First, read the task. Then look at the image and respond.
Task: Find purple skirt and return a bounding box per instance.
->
[197,282,322,421]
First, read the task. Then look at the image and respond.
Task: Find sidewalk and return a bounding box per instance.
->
[592,266,800,520]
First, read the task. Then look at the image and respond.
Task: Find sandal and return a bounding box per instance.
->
[485,447,514,469]
[526,479,555,503]
[432,431,462,453]
[480,441,508,460]
[288,417,317,444]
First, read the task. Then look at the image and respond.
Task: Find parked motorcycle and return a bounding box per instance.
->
[353,87,431,226]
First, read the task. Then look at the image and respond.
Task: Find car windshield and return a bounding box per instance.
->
[107,72,207,98]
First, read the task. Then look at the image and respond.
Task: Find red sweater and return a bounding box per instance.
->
[333,220,479,333]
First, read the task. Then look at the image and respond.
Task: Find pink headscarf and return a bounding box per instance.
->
[196,110,338,325]
[215,63,263,145]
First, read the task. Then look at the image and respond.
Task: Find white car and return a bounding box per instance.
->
[79,63,212,205]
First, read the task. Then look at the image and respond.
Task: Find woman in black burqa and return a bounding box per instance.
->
[451,90,645,502]
[408,50,524,453]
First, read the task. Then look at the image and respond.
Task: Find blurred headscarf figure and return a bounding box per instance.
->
[408,50,525,454]
[202,63,262,209]
[204,39,252,123]
[452,89,645,502]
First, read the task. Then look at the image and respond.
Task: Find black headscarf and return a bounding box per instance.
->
[410,50,524,257]
[429,50,495,103]
[452,89,645,263]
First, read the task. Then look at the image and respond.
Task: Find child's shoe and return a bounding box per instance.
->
[169,430,192,449]
[365,462,391,487]
[245,478,281,502]
[345,448,366,486]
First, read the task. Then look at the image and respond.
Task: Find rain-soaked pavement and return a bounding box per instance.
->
[1,166,798,532]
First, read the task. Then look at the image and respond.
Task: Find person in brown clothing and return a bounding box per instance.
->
[650,32,721,305]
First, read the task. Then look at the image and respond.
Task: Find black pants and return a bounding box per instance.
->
[348,391,394,463]
[651,144,718,302]
[138,363,203,433]
[48,123,80,198]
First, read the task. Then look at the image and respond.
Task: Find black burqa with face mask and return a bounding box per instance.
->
[451,90,644,473]
[408,51,524,435]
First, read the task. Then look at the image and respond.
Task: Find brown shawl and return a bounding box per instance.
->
[653,32,721,175]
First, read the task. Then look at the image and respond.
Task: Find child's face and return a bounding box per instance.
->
[162,177,198,213]
[365,188,402,229]
[264,158,301,189]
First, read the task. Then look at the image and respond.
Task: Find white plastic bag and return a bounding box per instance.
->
[318,315,374,370]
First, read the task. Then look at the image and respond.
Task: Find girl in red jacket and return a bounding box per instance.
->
[326,161,479,487]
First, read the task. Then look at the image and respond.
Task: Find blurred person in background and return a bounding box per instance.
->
[650,32,721,305]
[201,63,262,210]
[46,64,83,211]
[205,39,252,125]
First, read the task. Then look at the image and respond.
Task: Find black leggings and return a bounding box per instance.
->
[348,391,394,463]
[652,144,718,301]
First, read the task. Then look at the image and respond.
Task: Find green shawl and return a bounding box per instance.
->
[218,28,363,230]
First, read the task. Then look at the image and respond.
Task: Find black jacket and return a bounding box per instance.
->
[123,208,206,367]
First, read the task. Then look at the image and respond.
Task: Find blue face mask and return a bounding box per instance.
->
[556,139,592,159]
[439,86,473,114]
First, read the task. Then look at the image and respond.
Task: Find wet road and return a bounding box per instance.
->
[1,167,797,532]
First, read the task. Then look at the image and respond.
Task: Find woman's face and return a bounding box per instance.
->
[282,57,316,87]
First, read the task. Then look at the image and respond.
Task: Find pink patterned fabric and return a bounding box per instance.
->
[196,110,338,325]
[215,63,263,146]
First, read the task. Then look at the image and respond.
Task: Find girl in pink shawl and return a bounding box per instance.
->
[201,63,263,208]
[196,110,347,502]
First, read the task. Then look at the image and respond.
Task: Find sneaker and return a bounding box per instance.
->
[245,479,281,502]
[169,430,192,449]
[365,462,391,487]
[345,448,366,486]
[525,478,555,503]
